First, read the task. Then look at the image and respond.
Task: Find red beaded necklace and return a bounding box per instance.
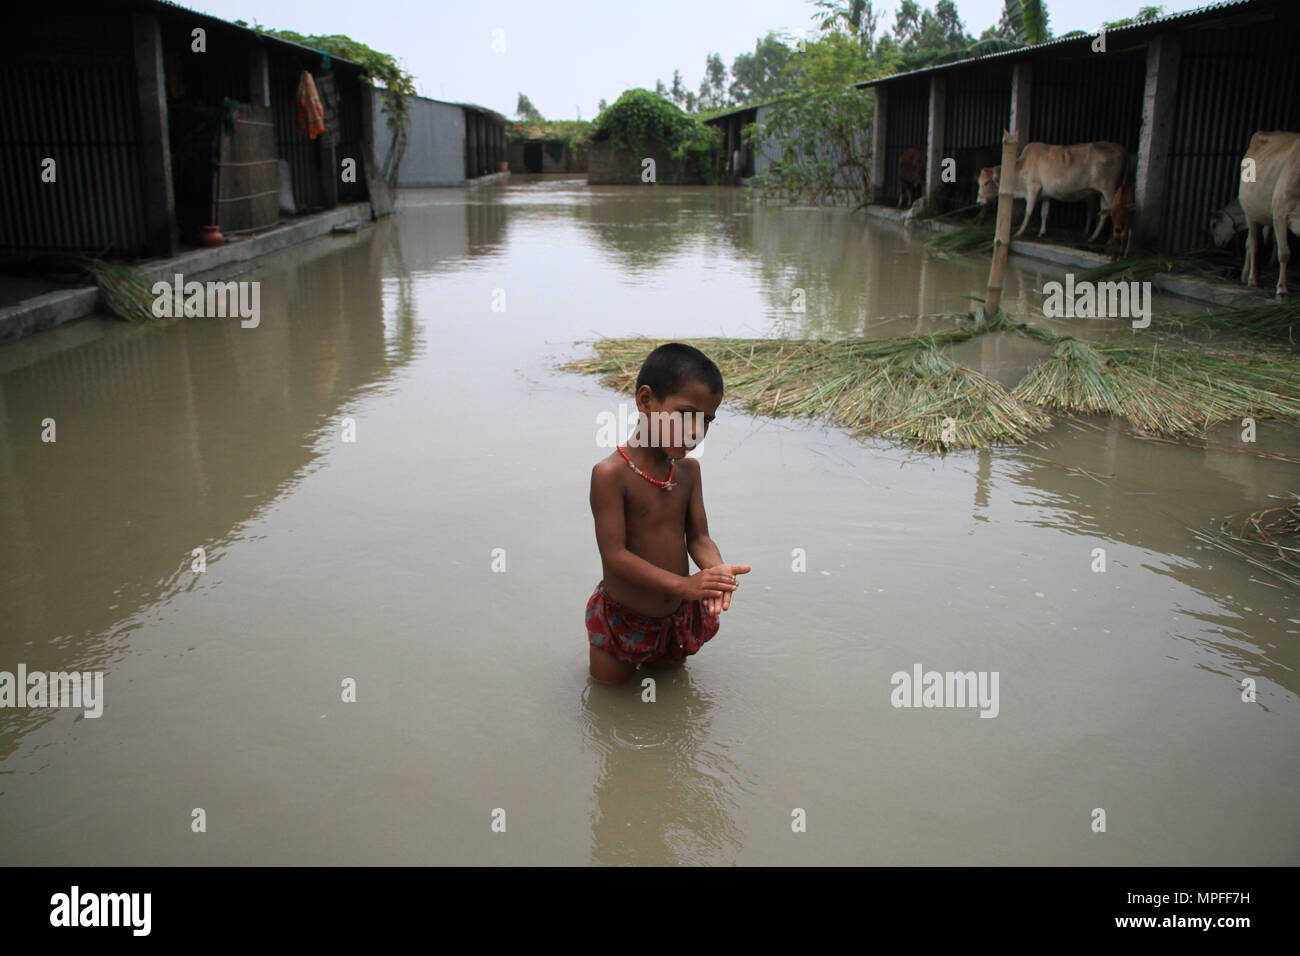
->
[616,445,676,490]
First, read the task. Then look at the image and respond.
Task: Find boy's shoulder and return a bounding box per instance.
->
[593,449,622,471]
[591,450,626,484]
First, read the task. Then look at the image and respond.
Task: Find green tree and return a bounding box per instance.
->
[893,0,922,50]
[1105,5,1164,28]
[746,85,874,205]
[730,33,793,104]
[670,69,687,108]
[783,31,879,89]
[1003,0,1051,45]
[812,1,882,53]
[515,92,544,124]
[883,0,1053,69]
[698,52,729,111]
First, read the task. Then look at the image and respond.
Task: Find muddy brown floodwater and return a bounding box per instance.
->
[1,178,1296,865]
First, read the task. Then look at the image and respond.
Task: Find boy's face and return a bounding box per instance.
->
[635,380,722,458]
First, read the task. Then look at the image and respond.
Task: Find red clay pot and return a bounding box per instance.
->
[199,224,224,247]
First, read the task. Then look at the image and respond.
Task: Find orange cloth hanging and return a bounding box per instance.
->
[296,70,325,140]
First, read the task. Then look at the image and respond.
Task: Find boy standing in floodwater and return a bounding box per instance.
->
[586,343,751,685]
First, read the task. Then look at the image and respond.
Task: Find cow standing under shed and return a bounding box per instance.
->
[977,141,1128,243]
[1238,131,1300,298]
[898,147,925,208]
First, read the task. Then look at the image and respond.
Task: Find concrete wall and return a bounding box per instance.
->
[509,139,589,174]
[586,142,706,185]
[374,92,466,187]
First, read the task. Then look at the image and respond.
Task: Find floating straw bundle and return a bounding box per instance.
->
[565,318,1300,451]
[1014,337,1300,435]
[1191,494,1300,589]
[564,326,1050,451]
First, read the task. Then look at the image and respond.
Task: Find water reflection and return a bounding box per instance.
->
[0,225,420,754]
[580,669,750,865]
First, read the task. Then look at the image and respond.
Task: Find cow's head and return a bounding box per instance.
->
[1208,204,1239,248]
[976,166,1000,205]
[1111,183,1136,226]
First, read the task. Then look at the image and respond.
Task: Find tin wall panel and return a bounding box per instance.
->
[939,63,1011,209]
[335,76,368,202]
[375,92,466,186]
[0,53,146,256]
[270,57,323,211]
[882,78,928,205]
[1162,22,1300,252]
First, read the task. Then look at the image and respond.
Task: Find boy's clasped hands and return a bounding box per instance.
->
[681,564,751,618]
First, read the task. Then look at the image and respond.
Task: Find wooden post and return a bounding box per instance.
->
[984,130,1019,318]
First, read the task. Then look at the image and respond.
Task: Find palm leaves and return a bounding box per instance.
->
[1004,0,1049,46]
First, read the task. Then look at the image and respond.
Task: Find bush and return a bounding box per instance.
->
[745,86,874,205]
[591,89,721,182]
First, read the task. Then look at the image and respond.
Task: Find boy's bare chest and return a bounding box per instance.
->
[623,470,690,524]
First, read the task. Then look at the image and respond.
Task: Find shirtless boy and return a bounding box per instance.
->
[586,343,751,685]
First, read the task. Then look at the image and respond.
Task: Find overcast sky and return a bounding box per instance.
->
[186,0,1206,119]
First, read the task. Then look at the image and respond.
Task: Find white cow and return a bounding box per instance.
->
[977,141,1128,243]
[1238,131,1300,298]
[1210,197,1273,261]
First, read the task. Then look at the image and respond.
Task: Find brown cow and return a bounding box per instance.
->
[898,147,925,208]
[1108,182,1136,260]
[977,141,1128,243]
[1238,131,1300,298]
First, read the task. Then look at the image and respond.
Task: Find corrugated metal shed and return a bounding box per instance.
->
[5,0,373,258]
[859,0,1300,253]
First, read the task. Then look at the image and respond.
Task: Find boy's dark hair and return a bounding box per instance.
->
[636,343,724,400]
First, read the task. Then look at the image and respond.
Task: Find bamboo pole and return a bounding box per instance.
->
[984,130,1019,318]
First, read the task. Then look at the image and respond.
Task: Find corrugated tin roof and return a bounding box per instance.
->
[395,92,507,122]
[145,0,367,70]
[456,102,508,124]
[854,0,1265,87]
[701,104,765,124]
